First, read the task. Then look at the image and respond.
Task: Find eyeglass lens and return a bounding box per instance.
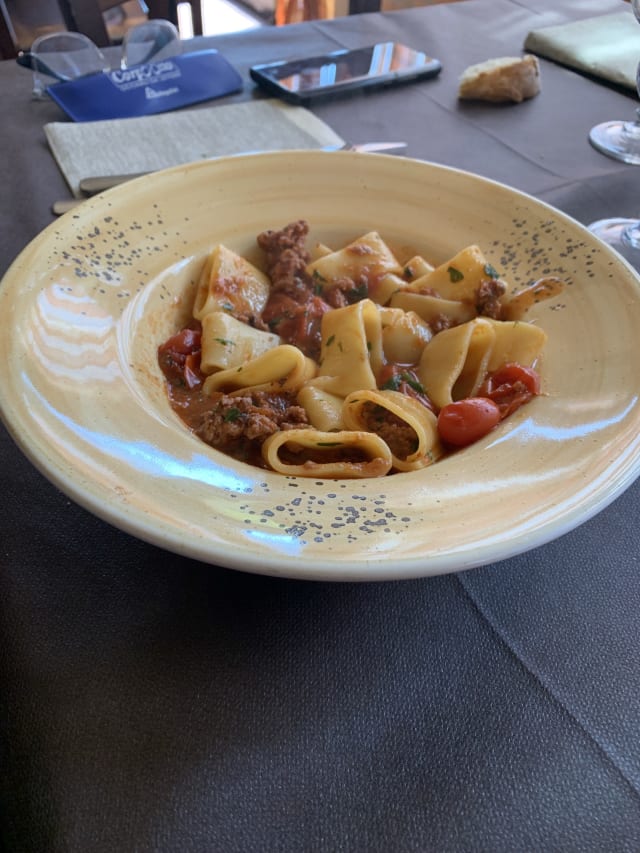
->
[28,20,181,98]
[120,20,181,69]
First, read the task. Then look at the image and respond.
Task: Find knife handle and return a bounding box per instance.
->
[52,199,84,215]
[79,173,145,194]
[76,146,406,196]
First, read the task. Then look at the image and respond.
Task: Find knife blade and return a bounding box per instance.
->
[77,142,407,196]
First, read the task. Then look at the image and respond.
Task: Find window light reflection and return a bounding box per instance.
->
[486,396,638,448]
[24,383,255,493]
[242,528,305,557]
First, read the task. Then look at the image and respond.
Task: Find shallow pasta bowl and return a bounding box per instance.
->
[1,151,640,581]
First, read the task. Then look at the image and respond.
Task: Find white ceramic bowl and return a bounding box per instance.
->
[2,151,640,581]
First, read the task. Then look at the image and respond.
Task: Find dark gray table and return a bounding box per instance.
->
[3,1,640,850]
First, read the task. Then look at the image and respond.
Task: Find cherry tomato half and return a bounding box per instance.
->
[158,327,201,357]
[478,363,540,418]
[437,398,501,447]
[158,327,203,388]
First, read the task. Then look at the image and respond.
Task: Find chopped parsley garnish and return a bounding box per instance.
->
[404,265,414,280]
[348,282,368,303]
[447,266,464,283]
[381,375,402,391]
[400,372,425,394]
[381,372,425,394]
[484,263,500,279]
[213,337,234,347]
[326,334,335,347]
[224,407,241,422]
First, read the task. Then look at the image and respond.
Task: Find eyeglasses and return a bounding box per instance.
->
[17,19,181,99]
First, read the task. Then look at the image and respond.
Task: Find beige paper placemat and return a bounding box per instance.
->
[524,11,640,93]
[45,100,345,196]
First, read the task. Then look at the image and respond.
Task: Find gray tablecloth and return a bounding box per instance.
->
[2,1,640,850]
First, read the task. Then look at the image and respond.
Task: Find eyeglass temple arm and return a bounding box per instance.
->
[15,51,71,82]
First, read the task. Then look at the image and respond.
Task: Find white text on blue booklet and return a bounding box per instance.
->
[47,50,243,122]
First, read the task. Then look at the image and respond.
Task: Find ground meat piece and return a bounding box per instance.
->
[194,392,309,461]
[431,313,453,334]
[261,292,331,361]
[257,220,311,294]
[246,314,270,333]
[361,403,419,461]
[347,243,374,256]
[257,221,337,360]
[476,278,506,319]
[323,287,349,309]
[323,274,369,308]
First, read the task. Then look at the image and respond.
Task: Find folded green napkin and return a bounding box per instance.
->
[524,11,640,92]
[45,99,344,196]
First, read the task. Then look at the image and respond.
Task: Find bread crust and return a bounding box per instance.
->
[458,55,541,103]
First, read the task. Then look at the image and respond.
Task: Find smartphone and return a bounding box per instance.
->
[250,42,442,104]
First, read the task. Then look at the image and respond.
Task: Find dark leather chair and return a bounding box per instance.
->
[0,0,18,58]
[59,1,203,46]
[1,0,67,56]
[57,0,143,46]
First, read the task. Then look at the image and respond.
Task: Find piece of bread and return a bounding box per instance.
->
[458,55,541,103]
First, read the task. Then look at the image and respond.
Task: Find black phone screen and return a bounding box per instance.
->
[250,42,441,103]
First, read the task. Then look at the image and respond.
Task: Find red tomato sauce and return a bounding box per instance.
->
[262,291,332,362]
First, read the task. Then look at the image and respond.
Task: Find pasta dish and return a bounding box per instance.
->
[158,221,562,478]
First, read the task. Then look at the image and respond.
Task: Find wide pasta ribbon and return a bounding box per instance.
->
[200,312,280,373]
[378,306,432,364]
[306,231,403,303]
[484,318,548,371]
[316,299,384,396]
[342,389,442,472]
[262,428,392,479]
[389,291,476,328]
[418,317,547,409]
[193,244,271,322]
[297,386,345,432]
[203,344,316,396]
[405,244,496,302]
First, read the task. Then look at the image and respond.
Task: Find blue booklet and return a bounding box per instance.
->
[46,50,244,122]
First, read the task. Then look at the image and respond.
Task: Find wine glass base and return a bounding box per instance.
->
[589,218,640,269]
[589,121,640,165]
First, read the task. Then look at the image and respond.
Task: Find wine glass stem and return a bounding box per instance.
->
[622,108,640,137]
[623,220,640,249]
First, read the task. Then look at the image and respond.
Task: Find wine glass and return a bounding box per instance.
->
[588,0,640,267]
[588,217,640,268]
[588,0,640,164]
